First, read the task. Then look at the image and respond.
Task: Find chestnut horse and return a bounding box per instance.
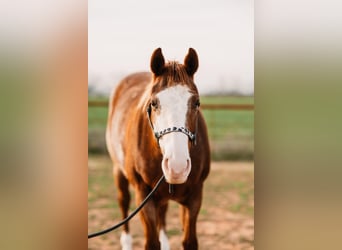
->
[106,48,210,250]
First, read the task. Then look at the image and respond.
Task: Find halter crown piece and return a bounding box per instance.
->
[147,105,197,145]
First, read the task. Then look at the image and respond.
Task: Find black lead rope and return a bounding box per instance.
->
[88,175,165,239]
[169,184,174,194]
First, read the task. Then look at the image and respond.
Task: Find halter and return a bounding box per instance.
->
[147,105,197,145]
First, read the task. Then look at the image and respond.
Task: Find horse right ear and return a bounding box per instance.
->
[150,48,165,76]
[184,48,199,76]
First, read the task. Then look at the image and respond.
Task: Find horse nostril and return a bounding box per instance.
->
[164,158,169,171]
[186,159,190,170]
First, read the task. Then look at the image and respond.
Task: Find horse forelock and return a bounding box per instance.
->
[151,61,198,94]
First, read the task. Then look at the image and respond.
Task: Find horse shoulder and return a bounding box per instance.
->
[106,72,152,171]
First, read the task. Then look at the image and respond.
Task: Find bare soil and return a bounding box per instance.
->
[88,158,254,250]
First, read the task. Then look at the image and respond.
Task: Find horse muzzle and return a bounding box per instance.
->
[162,157,191,184]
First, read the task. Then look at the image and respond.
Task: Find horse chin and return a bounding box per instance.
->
[164,174,188,184]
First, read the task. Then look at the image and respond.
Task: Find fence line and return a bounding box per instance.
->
[89,99,254,160]
[88,101,254,110]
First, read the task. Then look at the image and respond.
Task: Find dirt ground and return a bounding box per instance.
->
[88,158,254,250]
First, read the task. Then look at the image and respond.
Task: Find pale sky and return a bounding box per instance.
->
[89,0,254,95]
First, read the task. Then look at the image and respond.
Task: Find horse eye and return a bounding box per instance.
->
[195,100,200,108]
[151,99,158,108]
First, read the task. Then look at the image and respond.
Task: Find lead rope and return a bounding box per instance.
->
[169,183,174,194]
[88,175,165,239]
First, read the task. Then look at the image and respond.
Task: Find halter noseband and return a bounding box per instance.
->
[147,105,197,145]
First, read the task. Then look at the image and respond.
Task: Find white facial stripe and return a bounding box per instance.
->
[155,85,192,184]
[154,85,191,131]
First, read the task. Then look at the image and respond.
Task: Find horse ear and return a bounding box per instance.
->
[150,48,165,76]
[184,48,199,76]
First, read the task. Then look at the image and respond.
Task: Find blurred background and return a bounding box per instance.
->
[88,0,254,161]
[1,0,341,249]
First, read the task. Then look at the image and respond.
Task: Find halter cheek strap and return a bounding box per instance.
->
[147,105,197,145]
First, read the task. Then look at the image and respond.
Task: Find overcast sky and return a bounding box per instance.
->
[89,0,254,95]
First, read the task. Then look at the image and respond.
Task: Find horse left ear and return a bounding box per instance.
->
[184,48,199,76]
[150,48,165,76]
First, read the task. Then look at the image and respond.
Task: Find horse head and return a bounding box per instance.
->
[147,48,201,184]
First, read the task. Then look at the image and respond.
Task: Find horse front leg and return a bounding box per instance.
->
[157,202,170,250]
[181,188,203,250]
[136,185,161,250]
[114,167,132,250]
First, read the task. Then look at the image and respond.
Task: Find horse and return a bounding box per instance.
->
[106,48,210,250]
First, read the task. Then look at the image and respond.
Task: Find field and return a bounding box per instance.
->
[88,95,254,161]
[88,155,254,249]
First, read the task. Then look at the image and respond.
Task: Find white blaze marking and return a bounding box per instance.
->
[155,85,191,130]
[155,85,192,183]
[159,229,170,250]
[120,232,132,250]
